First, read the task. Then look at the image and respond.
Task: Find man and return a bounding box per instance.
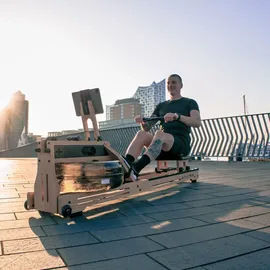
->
[123,74,201,181]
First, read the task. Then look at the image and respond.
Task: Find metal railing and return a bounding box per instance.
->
[97,112,270,159]
[190,113,270,159]
[1,113,269,160]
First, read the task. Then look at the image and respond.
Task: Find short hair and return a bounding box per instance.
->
[169,74,182,84]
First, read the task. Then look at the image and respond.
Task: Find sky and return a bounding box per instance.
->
[0,0,269,136]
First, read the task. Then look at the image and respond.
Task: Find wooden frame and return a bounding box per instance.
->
[156,159,190,172]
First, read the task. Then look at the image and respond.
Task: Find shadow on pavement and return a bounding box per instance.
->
[26,177,270,269]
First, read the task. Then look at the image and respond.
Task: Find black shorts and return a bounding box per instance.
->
[158,135,189,158]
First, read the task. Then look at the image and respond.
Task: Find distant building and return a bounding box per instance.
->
[105,97,142,123]
[133,79,166,116]
[102,78,165,129]
[0,90,29,150]
[102,98,142,129]
[47,131,63,137]
[61,130,81,135]
[27,133,43,143]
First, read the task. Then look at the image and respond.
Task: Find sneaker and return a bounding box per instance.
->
[121,155,139,182]
[129,168,139,181]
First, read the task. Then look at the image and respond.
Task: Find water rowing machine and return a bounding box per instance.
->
[24,88,199,218]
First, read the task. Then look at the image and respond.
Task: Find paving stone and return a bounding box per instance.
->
[0,213,15,221]
[23,184,34,188]
[146,206,222,221]
[204,248,270,269]
[194,205,270,223]
[18,193,27,198]
[114,201,191,216]
[245,226,270,243]
[0,201,25,207]
[200,182,270,192]
[141,189,183,202]
[255,195,270,203]
[147,234,270,270]
[225,219,266,230]
[208,199,267,211]
[87,200,151,214]
[42,222,90,236]
[0,192,19,199]
[0,250,65,269]
[58,237,164,265]
[82,209,125,219]
[0,187,17,191]
[51,254,167,270]
[146,193,215,205]
[0,204,29,214]
[183,193,259,208]
[245,212,270,226]
[0,226,46,241]
[148,220,261,248]
[0,216,56,230]
[13,187,34,192]
[15,211,43,220]
[254,189,270,196]
[185,185,239,194]
[251,189,270,201]
[0,197,26,203]
[92,217,206,242]
[185,182,234,190]
[43,215,155,236]
[240,182,270,190]
[0,180,31,184]
[50,210,101,224]
[209,188,259,197]
[3,232,99,254]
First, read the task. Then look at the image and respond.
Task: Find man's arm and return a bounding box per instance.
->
[139,103,161,132]
[178,110,201,128]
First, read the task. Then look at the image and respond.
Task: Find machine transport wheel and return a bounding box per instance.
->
[24,200,30,210]
[179,167,185,172]
[62,205,72,217]
[186,166,190,171]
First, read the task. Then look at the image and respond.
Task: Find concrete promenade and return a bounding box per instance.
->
[0,158,269,269]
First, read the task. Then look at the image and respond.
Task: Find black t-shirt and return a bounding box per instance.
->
[152,97,200,143]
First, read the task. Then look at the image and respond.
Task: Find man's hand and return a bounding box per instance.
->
[134,115,144,124]
[164,112,178,123]
[135,114,158,132]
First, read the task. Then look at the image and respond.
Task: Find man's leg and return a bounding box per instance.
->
[132,130,175,174]
[125,130,153,163]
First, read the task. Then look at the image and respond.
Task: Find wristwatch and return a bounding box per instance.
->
[174,113,181,121]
